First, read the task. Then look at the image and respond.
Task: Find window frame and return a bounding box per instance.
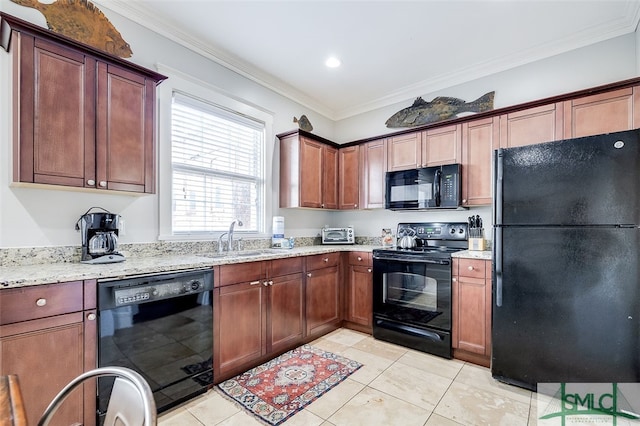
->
[157,64,274,240]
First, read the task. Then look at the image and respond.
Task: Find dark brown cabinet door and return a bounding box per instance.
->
[305,265,340,338]
[15,35,95,188]
[96,63,156,193]
[0,313,95,426]
[359,138,386,209]
[268,273,304,353]
[339,145,359,209]
[216,281,266,375]
[346,265,373,327]
[322,144,339,209]
[299,137,324,208]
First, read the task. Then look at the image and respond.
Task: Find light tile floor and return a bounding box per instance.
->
[158,328,536,426]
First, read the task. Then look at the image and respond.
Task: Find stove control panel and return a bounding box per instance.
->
[398,222,468,241]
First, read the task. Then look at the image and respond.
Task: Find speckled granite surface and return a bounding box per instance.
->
[452,250,492,260]
[0,242,380,289]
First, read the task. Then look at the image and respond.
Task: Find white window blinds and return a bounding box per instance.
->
[171,92,264,234]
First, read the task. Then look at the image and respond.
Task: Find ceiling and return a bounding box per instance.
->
[96,1,640,120]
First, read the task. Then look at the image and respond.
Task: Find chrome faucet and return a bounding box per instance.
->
[217,232,228,254]
[227,219,243,252]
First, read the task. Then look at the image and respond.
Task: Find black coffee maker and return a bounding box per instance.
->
[75,207,125,264]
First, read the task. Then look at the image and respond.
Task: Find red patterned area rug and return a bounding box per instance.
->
[216,344,362,425]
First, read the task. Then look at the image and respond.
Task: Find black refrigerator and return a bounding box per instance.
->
[492,128,640,391]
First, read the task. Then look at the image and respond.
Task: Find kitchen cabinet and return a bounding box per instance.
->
[0,280,97,426]
[563,87,640,139]
[499,103,564,148]
[215,258,304,379]
[343,252,373,333]
[452,258,491,367]
[359,138,386,209]
[305,252,342,338]
[2,14,165,194]
[422,124,461,166]
[461,116,499,206]
[279,132,338,209]
[339,145,360,209]
[387,132,422,171]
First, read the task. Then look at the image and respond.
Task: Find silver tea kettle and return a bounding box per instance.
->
[398,235,417,249]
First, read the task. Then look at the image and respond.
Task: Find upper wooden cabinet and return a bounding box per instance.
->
[359,138,386,209]
[338,145,360,209]
[422,124,461,166]
[563,87,640,139]
[499,103,564,148]
[461,117,499,206]
[279,132,338,209]
[2,14,166,194]
[387,132,422,171]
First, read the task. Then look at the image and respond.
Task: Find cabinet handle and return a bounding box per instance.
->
[268,280,274,286]
[468,266,474,271]
[99,181,107,188]
[263,281,269,286]
[87,313,97,321]
[35,298,47,307]
[323,258,329,262]
[367,268,372,273]
[357,256,362,261]
[87,179,96,186]
[452,277,457,282]
[354,204,358,208]
[250,281,261,285]
[307,273,312,277]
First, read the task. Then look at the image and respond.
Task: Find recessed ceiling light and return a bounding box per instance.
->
[325,57,341,68]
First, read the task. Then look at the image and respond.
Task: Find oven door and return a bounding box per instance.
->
[372,253,452,358]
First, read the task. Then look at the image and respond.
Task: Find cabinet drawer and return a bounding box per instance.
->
[270,257,303,277]
[306,252,341,271]
[0,281,84,325]
[348,252,372,266]
[219,262,265,286]
[457,259,487,279]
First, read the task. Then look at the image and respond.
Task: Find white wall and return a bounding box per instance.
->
[0,2,638,249]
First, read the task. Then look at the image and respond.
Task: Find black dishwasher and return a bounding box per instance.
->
[97,269,213,421]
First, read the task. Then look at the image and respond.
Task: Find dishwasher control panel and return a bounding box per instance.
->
[98,269,213,309]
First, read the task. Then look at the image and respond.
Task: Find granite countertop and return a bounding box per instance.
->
[452,250,492,260]
[0,245,378,289]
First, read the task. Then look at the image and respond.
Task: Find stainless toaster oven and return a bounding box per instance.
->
[321,227,355,244]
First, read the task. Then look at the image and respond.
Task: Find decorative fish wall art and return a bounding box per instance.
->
[9,0,133,58]
[293,114,313,132]
[385,91,495,128]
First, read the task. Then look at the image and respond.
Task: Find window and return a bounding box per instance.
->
[171,92,264,234]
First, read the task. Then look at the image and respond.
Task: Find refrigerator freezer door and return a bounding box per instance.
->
[495,129,640,226]
[492,226,640,390]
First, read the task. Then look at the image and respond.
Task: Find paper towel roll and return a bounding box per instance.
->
[272,216,284,238]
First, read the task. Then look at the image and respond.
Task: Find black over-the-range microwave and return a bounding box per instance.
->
[385,163,462,210]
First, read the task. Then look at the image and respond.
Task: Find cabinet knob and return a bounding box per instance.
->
[321,204,325,208]
[452,277,457,282]
[87,179,96,186]
[263,281,269,286]
[99,181,107,188]
[354,204,358,208]
[307,273,312,277]
[468,266,474,271]
[367,268,372,273]
[35,298,47,307]
[462,199,467,203]
[269,280,274,286]
[323,258,329,262]
[87,313,97,321]
[357,256,362,261]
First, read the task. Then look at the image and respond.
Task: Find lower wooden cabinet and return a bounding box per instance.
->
[0,280,97,426]
[305,253,342,338]
[215,259,304,379]
[343,252,373,333]
[452,257,492,367]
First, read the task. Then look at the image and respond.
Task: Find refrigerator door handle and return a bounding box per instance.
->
[495,226,503,307]
[495,150,503,225]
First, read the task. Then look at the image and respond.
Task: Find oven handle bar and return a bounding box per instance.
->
[375,319,445,342]
[373,255,450,265]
